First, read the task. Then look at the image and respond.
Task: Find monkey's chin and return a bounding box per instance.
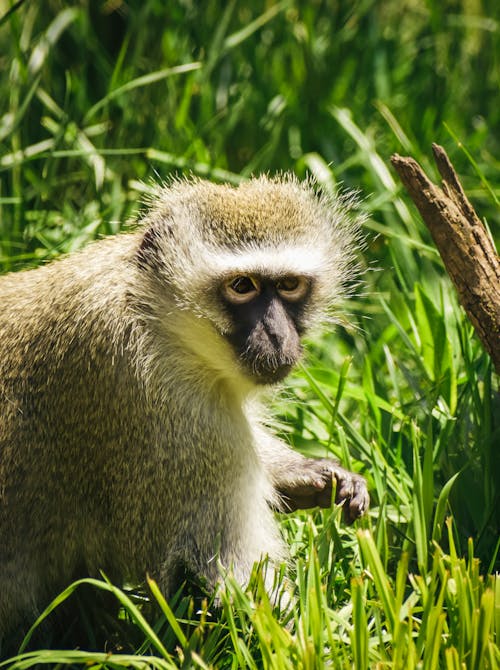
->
[251,364,294,385]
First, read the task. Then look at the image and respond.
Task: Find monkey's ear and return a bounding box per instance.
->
[136,222,172,269]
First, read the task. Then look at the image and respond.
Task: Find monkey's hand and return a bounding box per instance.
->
[275,459,369,524]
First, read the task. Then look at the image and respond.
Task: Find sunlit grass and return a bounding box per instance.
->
[0,0,498,666]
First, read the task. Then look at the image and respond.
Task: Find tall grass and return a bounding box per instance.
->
[0,0,498,666]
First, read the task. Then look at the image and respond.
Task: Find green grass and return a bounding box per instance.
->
[0,0,499,667]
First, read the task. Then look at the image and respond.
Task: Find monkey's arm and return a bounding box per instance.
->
[255,431,369,524]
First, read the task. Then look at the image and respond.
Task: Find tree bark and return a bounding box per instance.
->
[390,144,500,374]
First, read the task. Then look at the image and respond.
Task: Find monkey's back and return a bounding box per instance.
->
[0,235,159,627]
[0,235,140,460]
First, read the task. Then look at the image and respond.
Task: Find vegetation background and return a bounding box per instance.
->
[0,0,498,667]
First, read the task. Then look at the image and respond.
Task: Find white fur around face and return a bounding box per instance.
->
[203,245,327,281]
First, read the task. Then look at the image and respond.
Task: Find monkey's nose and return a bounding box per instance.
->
[264,324,290,350]
[264,323,301,364]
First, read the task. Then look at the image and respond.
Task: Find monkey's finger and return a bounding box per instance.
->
[333,473,354,504]
[343,483,370,524]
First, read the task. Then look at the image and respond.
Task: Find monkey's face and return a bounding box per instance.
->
[136,176,361,387]
[220,273,311,384]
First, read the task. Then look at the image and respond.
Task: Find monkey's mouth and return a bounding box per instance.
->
[241,356,295,385]
[229,329,302,385]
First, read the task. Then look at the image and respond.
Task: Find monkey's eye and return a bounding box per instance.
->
[276,276,309,301]
[223,275,260,304]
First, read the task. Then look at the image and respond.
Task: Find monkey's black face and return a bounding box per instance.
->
[221,274,310,384]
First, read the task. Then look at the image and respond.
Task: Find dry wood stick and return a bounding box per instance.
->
[391,144,500,374]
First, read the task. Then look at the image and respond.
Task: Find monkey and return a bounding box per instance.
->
[0,174,369,640]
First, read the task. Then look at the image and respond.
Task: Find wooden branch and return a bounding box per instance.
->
[391,144,500,374]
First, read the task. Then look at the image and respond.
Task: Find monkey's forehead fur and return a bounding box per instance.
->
[140,174,362,308]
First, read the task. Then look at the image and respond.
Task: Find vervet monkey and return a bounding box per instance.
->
[0,175,369,637]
